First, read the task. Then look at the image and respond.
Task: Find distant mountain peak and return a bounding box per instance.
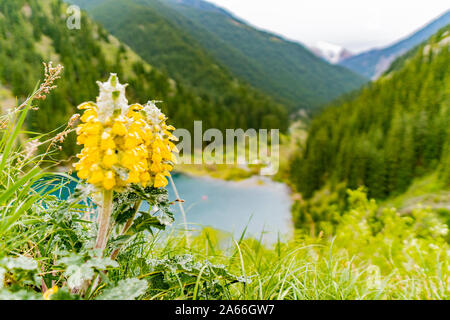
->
[310,41,353,64]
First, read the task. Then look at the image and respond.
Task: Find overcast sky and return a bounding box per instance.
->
[207,0,450,53]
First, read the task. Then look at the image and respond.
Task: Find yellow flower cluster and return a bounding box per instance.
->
[74,74,178,191]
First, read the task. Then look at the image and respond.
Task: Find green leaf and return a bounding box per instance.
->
[0,289,42,300]
[59,252,118,290]
[65,263,95,290]
[0,256,38,271]
[0,268,5,289]
[49,287,81,301]
[87,257,119,270]
[96,278,148,300]
[131,212,167,234]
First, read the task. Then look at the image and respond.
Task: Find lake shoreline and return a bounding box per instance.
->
[165,172,294,244]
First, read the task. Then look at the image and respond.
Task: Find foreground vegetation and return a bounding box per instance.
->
[2,173,449,300]
[0,69,448,300]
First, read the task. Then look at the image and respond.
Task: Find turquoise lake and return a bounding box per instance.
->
[53,173,293,243]
[151,173,293,243]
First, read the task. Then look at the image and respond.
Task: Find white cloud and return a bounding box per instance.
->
[207,0,450,53]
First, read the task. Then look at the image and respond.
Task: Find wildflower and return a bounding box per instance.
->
[74,74,155,191]
[43,286,58,300]
[73,74,178,253]
[141,101,178,188]
[35,62,64,101]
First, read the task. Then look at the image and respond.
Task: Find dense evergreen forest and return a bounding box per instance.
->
[0,0,288,158]
[291,26,450,202]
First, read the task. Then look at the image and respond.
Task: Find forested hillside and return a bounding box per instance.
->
[291,26,450,200]
[0,0,288,158]
[70,0,366,111]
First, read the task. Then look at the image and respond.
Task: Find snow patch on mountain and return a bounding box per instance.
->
[310,41,353,64]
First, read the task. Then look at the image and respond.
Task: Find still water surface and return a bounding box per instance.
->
[52,173,293,243]
[151,173,293,243]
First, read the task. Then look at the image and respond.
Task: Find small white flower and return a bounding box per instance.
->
[143,101,164,126]
[96,73,129,123]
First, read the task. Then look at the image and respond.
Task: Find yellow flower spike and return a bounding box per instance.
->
[77,169,90,180]
[170,153,178,164]
[88,146,101,159]
[167,141,177,151]
[129,122,144,134]
[154,173,168,188]
[135,145,148,158]
[80,109,98,123]
[43,286,58,300]
[76,134,86,145]
[88,168,104,185]
[111,121,127,136]
[124,134,140,149]
[82,122,102,135]
[77,102,96,110]
[103,171,116,190]
[84,134,100,147]
[100,134,116,150]
[75,76,177,193]
[151,152,163,164]
[126,170,140,184]
[140,160,149,170]
[150,162,163,173]
[129,103,143,111]
[103,149,118,168]
[142,129,153,144]
[140,172,151,184]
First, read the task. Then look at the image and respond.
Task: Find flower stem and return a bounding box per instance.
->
[95,189,113,253]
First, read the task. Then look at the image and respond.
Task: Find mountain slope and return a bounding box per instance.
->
[70,0,367,111]
[0,0,288,158]
[163,0,367,110]
[339,10,450,79]
[292,26,450,199]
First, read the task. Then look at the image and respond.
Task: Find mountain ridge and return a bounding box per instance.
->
[339,10,450,79]
[70,0,367,111]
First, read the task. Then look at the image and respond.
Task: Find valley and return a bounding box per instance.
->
[0,0,448,301]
